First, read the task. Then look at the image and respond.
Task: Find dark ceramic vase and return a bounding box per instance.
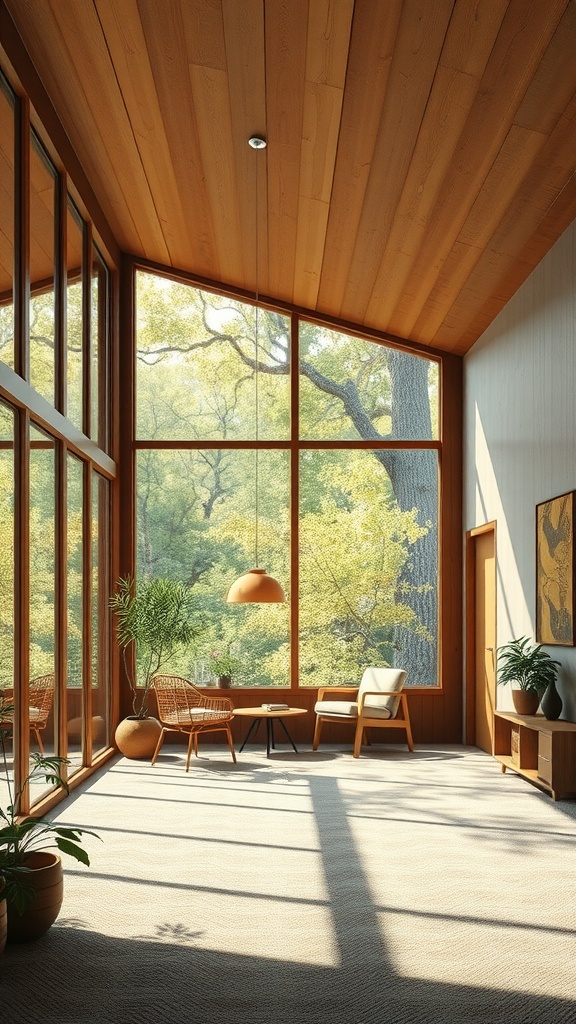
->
[218,674,231,688]
[541,678,562,720]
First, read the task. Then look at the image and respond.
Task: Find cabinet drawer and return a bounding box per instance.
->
[539,731,552,760]
[538,755,552,784]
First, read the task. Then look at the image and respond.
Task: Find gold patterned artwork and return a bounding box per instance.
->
[536,490,575,645]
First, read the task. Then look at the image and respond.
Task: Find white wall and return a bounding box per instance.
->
[464,220,576,720]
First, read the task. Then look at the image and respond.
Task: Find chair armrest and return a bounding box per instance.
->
[358,689,405,712]
[317,686,359,701]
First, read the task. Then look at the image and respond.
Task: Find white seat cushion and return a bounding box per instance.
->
[314,700,359,718]
[163,708,229,725]
[314,699,393,720]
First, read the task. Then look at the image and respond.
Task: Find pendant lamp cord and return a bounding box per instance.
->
[254,147,260,568]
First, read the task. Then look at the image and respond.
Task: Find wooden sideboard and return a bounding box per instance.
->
[493,711,576,801]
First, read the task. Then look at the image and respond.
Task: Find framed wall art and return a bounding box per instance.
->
[536,489,576,645]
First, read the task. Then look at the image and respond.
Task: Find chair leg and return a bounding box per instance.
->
[353,720,364,758]
[151,728,167,766]
[312,716,323,750]
[32,728,44,754]
[401,694,414,752]
[225,724,237,763]
[185,730,196,772]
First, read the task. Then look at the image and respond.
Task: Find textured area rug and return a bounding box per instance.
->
[1,743,576,1023]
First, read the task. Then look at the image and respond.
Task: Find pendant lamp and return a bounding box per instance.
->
[226,136,286,605]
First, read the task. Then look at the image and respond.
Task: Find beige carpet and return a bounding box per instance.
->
[1,742,576,1023]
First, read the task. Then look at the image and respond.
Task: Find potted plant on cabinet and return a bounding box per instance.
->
[110,575,200,758]
[497,636,561,715]
[0,699,99,945]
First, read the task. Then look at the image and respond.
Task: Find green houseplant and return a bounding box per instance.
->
[208,649,241,688]
[0,698,98,944]
[497,636,560,715]
[110,576,200,757]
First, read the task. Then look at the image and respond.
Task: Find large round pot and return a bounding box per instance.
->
[115,716,162,758]
[7,852,63,943]
[0,897,7,956]
[512,688,540,715]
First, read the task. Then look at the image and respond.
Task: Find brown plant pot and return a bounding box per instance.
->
[115,716,162,759]
[512,689,540,715]
[218,675,232,688]
[0,897,7,956]
[7,852,63,943]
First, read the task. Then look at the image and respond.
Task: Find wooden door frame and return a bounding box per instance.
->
[465,521,497,745]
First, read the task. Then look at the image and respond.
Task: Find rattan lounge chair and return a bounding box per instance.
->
[152,674,236,771]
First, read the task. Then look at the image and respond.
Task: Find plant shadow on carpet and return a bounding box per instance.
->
[1,924,575,1024]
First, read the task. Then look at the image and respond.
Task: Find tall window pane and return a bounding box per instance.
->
[136,271,290,442]
[91,249,106,447]
[66,454,84,770]
[0,402,14,688]
[299,449,438,687]
[66,200,84,432]
[30,134,56,404]
[0,76,14,369]
[92,470,109,755]
[29,424,57,804]
[136,448,290,686]
[0,402,14,811]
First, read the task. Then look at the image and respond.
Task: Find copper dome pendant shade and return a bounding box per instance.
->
[226,137,285,606]
[227,568,286,604]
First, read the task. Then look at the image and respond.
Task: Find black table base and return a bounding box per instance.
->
[239,715,299,757]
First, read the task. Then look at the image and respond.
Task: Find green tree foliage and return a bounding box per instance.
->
[135,273,439,686]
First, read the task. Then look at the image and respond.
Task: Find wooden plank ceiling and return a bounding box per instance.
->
[4,0,576,355]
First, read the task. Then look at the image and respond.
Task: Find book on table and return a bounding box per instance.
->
[261,703,290,711]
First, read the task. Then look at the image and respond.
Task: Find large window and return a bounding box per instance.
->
[0,60,114,812]
[136,270,440,688]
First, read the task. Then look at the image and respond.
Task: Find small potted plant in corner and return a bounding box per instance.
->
[110,575,200,758]
[497,636,561,716]
[208,649,241,688]
[0,698,99,945]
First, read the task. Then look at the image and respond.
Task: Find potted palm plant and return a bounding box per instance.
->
[110,575,200,758]
[0,698,99,945]
[497,636,561,715]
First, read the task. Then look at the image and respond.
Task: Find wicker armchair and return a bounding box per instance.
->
[28,674,55,753]
[0,674,55,754]
[152,675,237,771]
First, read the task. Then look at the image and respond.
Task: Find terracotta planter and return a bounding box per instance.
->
[512,688,540,716]
[115,716,161,758]
[0,897,7,956]
[7,852,63,943]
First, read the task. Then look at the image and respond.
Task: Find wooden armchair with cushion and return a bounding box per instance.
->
[313,667,413,758]
[152,675,237,771]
